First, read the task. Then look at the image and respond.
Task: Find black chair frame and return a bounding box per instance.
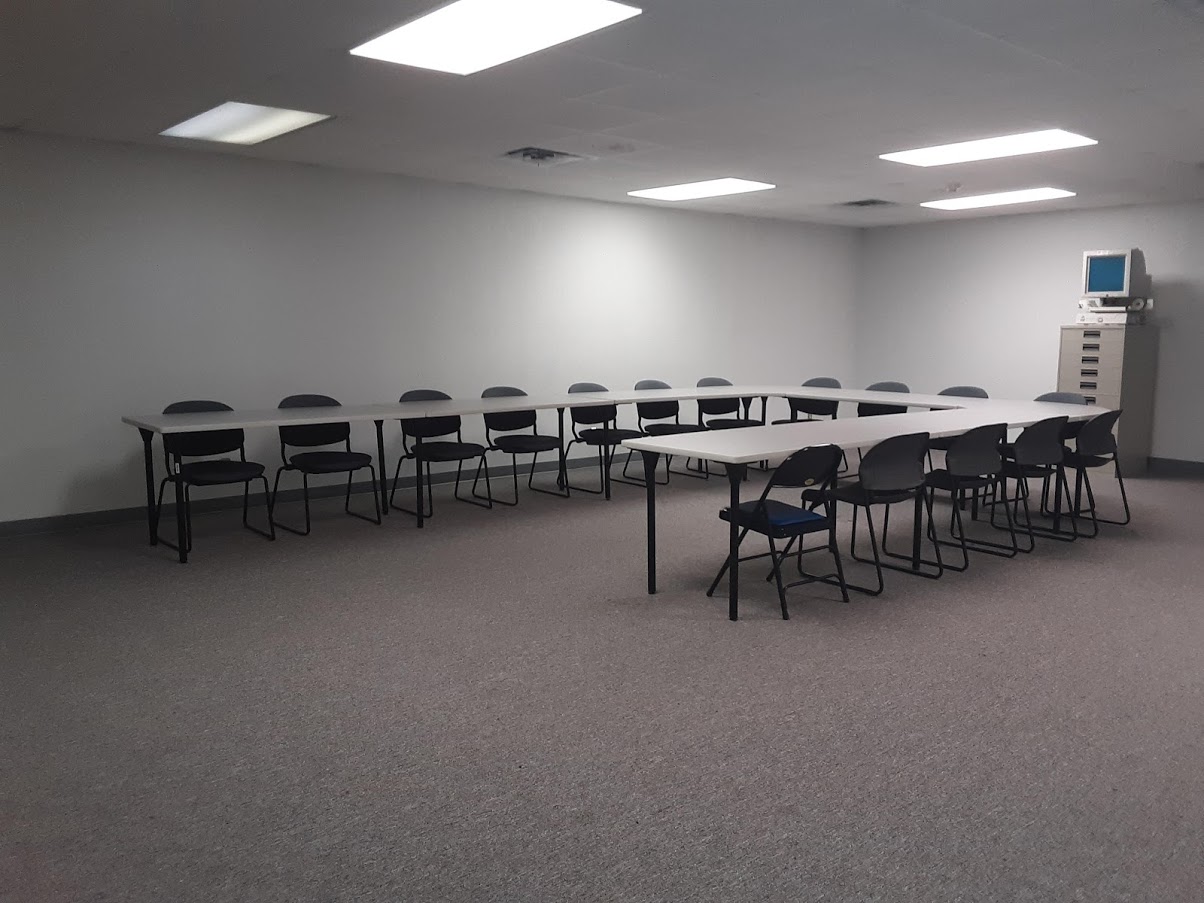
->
[706,445,850,619]
[152,401,275,553]
[271,395,381,536]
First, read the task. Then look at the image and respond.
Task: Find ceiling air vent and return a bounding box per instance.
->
[501,146,588,166]
[839,198,898,208]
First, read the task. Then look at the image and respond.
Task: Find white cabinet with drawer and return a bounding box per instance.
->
[1057,325,1158,473]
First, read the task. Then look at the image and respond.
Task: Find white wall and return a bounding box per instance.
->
[0,132,860,523]
[856,203,1204,463]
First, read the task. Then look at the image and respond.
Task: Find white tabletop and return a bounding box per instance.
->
[622,400,1108,464]
[577,385,969,409]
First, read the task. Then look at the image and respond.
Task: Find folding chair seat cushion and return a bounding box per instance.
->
[925,469,993,492]
[706,417,762,430]
[289,450,373,473]
[643,422,705,436]
[493,434,561,454]
[722,499,830,532]
[829,481,915,507]
[578,427,643,445]
[179,460,266,485]
[414,440,486,462]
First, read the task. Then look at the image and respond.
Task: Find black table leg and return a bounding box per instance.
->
[726,463,747,621]
[138,429,157,546]
[374,420,388,517]
[173,459,188,564]
[641,450,660,594]
[415,440,424,529]
[603,421,612,500]
[557,407,567,490]
[912,489,923,569]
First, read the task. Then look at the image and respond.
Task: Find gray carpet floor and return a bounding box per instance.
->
[2,470,1202,902]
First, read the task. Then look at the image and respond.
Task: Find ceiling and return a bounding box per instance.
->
[5,0,1204,225]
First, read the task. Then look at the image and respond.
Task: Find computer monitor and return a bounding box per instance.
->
[1082,249,1132,299]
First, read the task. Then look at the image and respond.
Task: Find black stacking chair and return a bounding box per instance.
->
[927,385,989,462]
[1064,408,1129,535]
[391,389,490,518]
[706,445,849,619]
[771,376,842,424]
[696,376,763,429]
[924,423,1017,571]
[627,379,706,483]
[271,394,381,535]
[827,432,942,595]
[564,382,644,495]
[1032,392,1090,511]
[152,401,274,553]
[992,416,1076,550]
[857,381,910,417]
[472,386,566,505]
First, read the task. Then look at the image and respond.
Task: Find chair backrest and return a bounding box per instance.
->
[1012,416,1069,466]
[481,386,536,433]
[1075,409,1122,457]
[858,432,930,492]
[162,400,243,459]
[768,444,843,491]
[568,381,616,425]
[858,381,910,418]
[945,423,1006,478]
[939,385,989,399]
[278,394,349,448]
[634,379,680,422]
[788,376,842,418]
[1035,391,1087,404]
[399,388,460,439]
[696,376,740,417]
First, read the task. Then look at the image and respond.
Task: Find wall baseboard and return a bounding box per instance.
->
[1147,457,1204,478]
[0,455,639,538]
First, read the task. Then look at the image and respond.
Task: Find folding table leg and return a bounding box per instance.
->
[173,461,188,564]
[641,450,660,594]
[374,420,388,517]
[139,429,157,546]
[726,463,748,621]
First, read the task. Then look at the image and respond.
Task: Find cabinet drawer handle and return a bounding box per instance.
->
[1081,356,1099,364]
[1082,343,1100,352]
[1079,381,1097,390]
[1080,368,1098,377]
[1085,396,1097,404]
[1083,330,1102,338]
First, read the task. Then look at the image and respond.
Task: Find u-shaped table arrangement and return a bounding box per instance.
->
[123,385,1107,619]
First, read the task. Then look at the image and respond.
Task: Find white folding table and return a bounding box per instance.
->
[621,395,1108,620]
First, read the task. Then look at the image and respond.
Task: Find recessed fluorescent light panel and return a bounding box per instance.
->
[920,187,1076,211]
[161,102,330,145]
[628,178,776,201]
[881,129,1097,167]
[350,0,642,76]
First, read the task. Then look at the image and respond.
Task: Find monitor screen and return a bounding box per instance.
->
[1086,254,1128,294]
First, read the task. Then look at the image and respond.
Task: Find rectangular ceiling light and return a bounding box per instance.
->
[350,0,643,76]
[881,129,1097,167]
[920,187,1076,210]
[161,102,330,145]
[628,178,777,201]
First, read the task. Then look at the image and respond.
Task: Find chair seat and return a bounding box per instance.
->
[1063,451,1112,469]
[721,499,831,535]
[643,422,705,436]
[578,428,643,445]
[1001,459,1055,478]
[494,434,561,454]
[180,460,265,485]
[830,481,916,506]
[926,469,995,492]
[289,450,373,473]
[414,441,485,462]
[706,418,763,430]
